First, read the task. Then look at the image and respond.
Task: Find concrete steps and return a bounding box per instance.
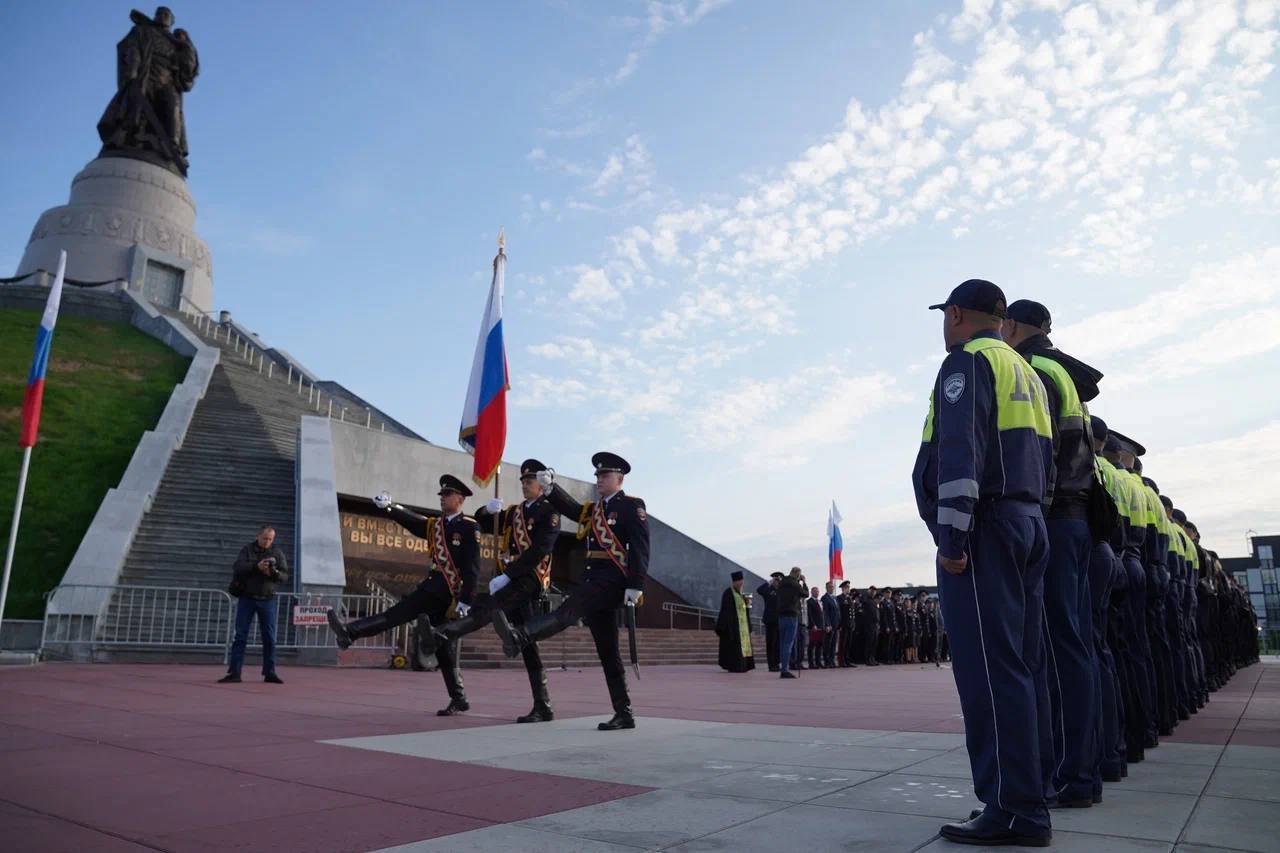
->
[103,314,414,644]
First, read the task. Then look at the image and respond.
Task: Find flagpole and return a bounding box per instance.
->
[491,231,505,571]
[0,446,34,631]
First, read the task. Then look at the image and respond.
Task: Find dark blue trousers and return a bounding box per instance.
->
[228,596,278,676]
[938,509,1051,833]
[1089,542,1123,778]
[1042,518,1099,800]
[1123,550,1158,743]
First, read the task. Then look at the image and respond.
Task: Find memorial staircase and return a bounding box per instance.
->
[95,312,411,656]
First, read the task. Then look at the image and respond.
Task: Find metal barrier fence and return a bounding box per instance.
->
[40,584,402,660]
[662,600,763,633]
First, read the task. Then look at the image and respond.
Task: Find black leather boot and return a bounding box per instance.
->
[517,666,554,723]
[327,610,390,650]
[493,609,566,658]
[436,643,469,716]
[598,672,635,731]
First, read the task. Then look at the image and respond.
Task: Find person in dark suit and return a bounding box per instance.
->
[806,587,827,669]
[493,452,649,731]
[326,475,479,716]
[757,572,783,671]
[821,582,841,668]
[837,581,857,667]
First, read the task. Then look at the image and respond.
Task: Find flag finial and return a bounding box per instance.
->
[497,228,505,252]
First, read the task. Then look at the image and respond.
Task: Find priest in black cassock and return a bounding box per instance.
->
[716,570,755,673]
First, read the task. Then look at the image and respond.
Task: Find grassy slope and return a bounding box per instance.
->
[0,308,190,619]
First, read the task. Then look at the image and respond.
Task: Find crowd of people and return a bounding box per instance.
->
[728,573,951,675]
[910,280,1260,847]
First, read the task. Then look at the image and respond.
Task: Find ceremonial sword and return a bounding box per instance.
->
[625,600,640,680]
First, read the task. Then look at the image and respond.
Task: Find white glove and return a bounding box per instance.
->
[486,497,503,514]
[489,574,511,595]
[373,491,392,510]
[536,469,554,488]
[624,588,643,607]
[455,602,471,618]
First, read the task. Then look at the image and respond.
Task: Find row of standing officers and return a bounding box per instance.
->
[912,280,1259,848]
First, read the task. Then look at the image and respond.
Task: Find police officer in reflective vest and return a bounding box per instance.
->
[326,474,479,716]
[1001,299,1103,808]
[912,279,1054,847]
[416,459,560,724]
[493,452,649,731]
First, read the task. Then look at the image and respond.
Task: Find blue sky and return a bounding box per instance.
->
[4,1,1279,585]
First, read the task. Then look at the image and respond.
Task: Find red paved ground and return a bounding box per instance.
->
[0,661,1273,851]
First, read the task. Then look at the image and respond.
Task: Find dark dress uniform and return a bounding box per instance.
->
[419,459,561,723]
[493,452,650,731]
[326,474,479,716]
[861,589,880,665]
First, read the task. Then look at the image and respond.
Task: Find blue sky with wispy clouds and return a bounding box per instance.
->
[3,1,1278,584]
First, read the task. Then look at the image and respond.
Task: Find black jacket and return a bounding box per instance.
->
[776,577,804,616]
[476,494,559,585]
[756,581,780,623]
[231,541,290,599]
[548,484,650,590]
[386,505,480,604]
[807,597,826,630]
[860,591,880,623]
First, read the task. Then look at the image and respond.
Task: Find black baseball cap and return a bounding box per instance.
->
[929,279,1007,318]
[1006,299,1052,331]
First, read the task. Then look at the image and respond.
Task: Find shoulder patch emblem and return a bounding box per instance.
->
[637,507,647,522]
[943,372,966,404]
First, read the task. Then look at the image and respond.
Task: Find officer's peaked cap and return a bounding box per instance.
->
[929,279,1007,318]
[520,459,548,479]
[1089,416,1108,444]
[592,451,631,475]
[438,474,473,497]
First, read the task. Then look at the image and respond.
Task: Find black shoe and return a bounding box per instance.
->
[598,712,636,731]
[1049,796,1092,809]
[1145,734,1160,749]
[1102,769,1122,783]
[491,610,525,658]
[217,673,241,683]
[1092,790,1102,804]
[517,703,554,723]
[1121,764,1128,778]
[326,610,354,650]
[263,673,283,684]
[437,698,470,716]
[940,814,1050,848]
[768,666,780,672]
[780,671,797,679]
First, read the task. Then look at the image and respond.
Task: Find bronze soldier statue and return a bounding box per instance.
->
[97,6,199,176]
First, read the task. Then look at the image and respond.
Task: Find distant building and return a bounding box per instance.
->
[1220,534,1280,651]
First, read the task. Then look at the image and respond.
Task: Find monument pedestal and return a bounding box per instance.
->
[16,157,213,313]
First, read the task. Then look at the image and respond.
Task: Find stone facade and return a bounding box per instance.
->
[17,157,213,313]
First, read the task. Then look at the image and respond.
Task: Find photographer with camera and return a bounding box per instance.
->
[219,525,289,684]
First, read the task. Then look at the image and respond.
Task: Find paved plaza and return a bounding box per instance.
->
[0,660,1275,851]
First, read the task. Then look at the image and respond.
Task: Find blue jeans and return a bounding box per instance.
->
[229,597,278,676]
[778,616,798,674]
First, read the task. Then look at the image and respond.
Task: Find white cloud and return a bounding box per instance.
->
[1053,245,1280,361]
[1146,421,1280,555]
[567,265,622,305]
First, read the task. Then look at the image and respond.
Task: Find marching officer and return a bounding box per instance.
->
[912,279,1054,847]
[417,459,561,724]
[325,474,479,716]
[492,452,649,731]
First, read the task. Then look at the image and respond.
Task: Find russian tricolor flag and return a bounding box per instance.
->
[19,251,67,449]
[458,239,509,486]
[827,500,844,582]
